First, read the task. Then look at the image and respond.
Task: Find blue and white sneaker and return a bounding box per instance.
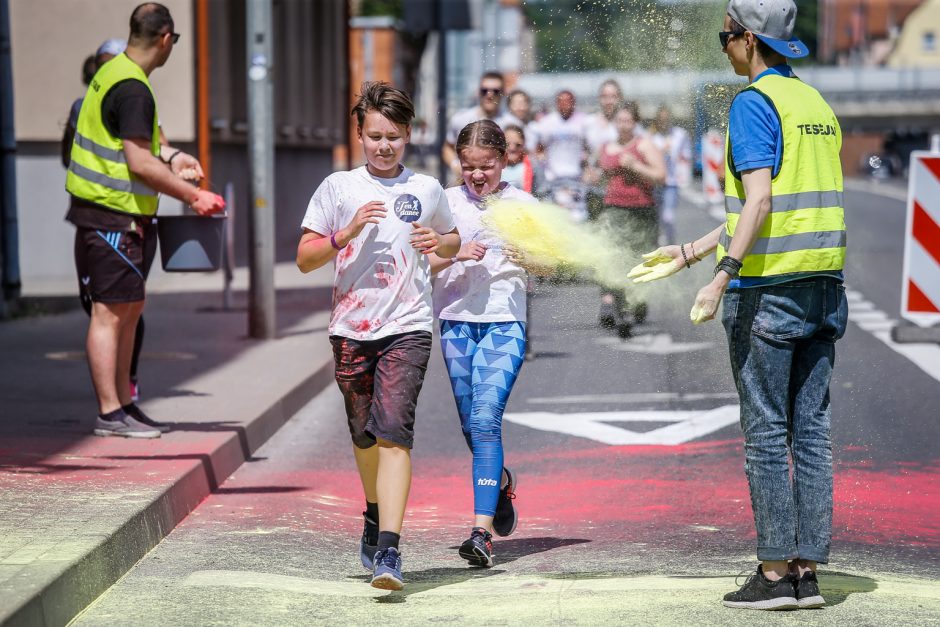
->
[493,467,517,537]
[371,547,404,591]
[359,513,379,570]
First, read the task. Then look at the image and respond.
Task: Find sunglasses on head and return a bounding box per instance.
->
[479,87,502,97]
[719,30,743,49]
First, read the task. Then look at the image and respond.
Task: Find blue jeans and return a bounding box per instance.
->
[721,277,848,564]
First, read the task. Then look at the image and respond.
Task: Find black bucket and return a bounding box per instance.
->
[157,215,227,272]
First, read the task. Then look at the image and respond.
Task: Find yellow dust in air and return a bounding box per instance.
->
[483,198,643,290]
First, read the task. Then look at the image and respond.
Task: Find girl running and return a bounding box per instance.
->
[429,120,536,567]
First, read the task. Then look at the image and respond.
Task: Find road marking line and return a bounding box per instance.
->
[504,406,740,446]
[845,286,940,384]
[527,392,739,405]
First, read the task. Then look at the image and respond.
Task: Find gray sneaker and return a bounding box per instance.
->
[94,414,161,439]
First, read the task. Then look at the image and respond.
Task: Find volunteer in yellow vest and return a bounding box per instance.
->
[66,3,225,439]
[627,0,848,611]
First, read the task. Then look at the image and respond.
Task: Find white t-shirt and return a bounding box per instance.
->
[530,111,589,181]
[651,126,692,187]
[433,184,533,323]
[585,113,618,155]
[446,106,524,145]
[302,166,456,341]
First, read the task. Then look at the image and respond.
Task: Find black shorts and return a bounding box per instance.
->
[74,220,157,311]
[330,331,433,450]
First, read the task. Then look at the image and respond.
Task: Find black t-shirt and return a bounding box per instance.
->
[67,79,157,230]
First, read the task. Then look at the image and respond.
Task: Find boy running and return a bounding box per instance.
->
[296,81,460,590]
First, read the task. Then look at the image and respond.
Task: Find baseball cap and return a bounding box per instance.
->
[96,38,127,58]
[727,0,809,58]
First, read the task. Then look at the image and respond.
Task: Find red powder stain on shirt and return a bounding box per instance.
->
[400,250,408,268]
[337,241,355,263]
[333,289,366,319]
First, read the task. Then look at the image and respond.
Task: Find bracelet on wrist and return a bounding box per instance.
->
[167,150,182,167]
[330,232,346,251]
[679,243,691,269]
[690,242,701,261]
[714,255,743,279]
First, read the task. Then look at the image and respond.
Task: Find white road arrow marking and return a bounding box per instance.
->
[503,405,740,446]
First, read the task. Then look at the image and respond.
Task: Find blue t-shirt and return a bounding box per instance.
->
[726,64,843,289]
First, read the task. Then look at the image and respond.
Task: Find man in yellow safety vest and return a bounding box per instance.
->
[628,0,848,611]
[66,2,225,438]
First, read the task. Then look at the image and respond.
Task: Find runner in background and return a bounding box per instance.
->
[583,80,624,221]
[429,120,536,567]
[596,102,666,335]
[529,90,591,221]
[650,105,692,245]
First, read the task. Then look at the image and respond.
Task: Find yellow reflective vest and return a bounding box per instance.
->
[65,53,160,216]
[717,72,845,277]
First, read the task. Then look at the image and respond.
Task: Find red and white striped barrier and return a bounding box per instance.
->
[701,129,724,205]
[901,151,940,327]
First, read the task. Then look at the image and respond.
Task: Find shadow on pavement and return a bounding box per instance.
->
[819,571,878,606]
[357,537,592,603]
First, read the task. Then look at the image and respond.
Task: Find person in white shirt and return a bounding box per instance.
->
[530,89,590,186]
[297,81,460,591]
[584,79,624,219]
[429,119,537,568]
[649,105,692,244]
[442,72,524,179]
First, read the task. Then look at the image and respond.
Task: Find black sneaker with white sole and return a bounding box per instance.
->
[492,467,517,537]
[458,527,494,567]
[795,570,826,608]
[722,566,799,611]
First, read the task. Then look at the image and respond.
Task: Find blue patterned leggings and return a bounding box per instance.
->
[440,320,526,517]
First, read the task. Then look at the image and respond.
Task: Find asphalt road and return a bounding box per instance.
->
[72,182,940,625]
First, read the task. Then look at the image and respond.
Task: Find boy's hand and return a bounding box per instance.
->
[410,222,441,255]
[455,241,487,262]
[344,201,387,240]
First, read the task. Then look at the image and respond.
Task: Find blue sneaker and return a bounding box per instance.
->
[492,468,517,537]
[359,513,378,570]
[371,547,404,591]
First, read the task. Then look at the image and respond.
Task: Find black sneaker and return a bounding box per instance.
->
[492,468,517,537]
[359,513,379,570]
[795,570,825,609]
[458,527,494,567]
[124,404,170,433]
[722,566,799,610]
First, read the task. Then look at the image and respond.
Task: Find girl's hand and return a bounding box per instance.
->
[504,244,525,266]
[456,241,487,262]
[618,151,637,170]
[343,201,387,240]
[410,222,442,255]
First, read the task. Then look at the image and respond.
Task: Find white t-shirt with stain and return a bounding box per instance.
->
[302,166,456,341]
[433,184,533,323]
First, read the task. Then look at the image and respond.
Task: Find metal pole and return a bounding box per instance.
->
[0,0,20,316]
[222,181,235,311]
[246,0,276,339]
[436,0,448,184]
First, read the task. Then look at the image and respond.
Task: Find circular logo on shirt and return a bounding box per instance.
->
[393,194,422,223]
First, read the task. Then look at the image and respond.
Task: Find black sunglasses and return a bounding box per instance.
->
[164,31,180,44]
[479,87,503,97]
[719,30,742,49]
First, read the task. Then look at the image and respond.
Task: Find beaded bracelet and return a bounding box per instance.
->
[679,243,691,269]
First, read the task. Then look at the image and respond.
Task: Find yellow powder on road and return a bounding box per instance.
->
[484,199,641,289]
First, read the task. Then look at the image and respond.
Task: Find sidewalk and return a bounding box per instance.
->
[0,264,336,627]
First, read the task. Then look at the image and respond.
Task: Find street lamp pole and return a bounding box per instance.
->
[246,0,276,339]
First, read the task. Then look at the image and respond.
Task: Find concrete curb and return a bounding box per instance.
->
[1,334,335,627]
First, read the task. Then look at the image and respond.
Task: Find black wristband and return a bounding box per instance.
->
[167,150,182,166]
[714,255,743,279]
